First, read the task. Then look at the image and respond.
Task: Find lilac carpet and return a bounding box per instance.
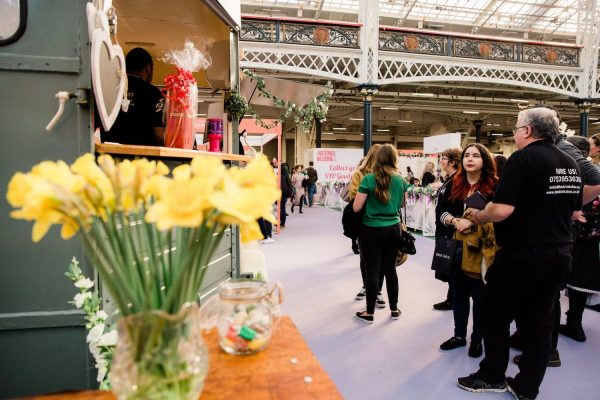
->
[261,205,600,400]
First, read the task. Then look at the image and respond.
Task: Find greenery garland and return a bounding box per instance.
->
[243,69,333,132]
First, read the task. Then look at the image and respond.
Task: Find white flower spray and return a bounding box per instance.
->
[66,257,116,389]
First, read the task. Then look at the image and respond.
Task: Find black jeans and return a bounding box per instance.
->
[280,197,287,227]
[358,224,400,314]
[515,292,561,351]
[566,288,588,327]
[358,246,384,292]
[291,195,304,212]
[476,245,571,399]
[257,218,272,239]
[451,270,484,342]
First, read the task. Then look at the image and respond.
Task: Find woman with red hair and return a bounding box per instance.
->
[436,143,498,358]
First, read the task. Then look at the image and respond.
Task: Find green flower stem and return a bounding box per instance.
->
[113,213,143,312]
[141,217,164,309]
[103,213,139,307]
[78,231,130,315]
[88,220,134,308]
[119,212,150,310]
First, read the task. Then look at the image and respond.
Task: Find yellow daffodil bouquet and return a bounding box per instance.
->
[6,153,280,316]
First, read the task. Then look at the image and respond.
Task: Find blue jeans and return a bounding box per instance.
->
[307,183,317,206]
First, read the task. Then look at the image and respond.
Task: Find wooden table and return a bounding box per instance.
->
[25,317,342,400]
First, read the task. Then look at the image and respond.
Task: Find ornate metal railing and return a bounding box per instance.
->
[240,18,581,67]
[379,29,580,67]
[241,18,360,49]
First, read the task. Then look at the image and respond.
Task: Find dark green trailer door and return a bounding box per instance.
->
[0,1,95,396]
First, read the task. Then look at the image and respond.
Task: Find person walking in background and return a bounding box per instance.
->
[258,218,274,244]
[422,161,436,186]
[432,147,462,311]
[349,145,385,304]
[457,107,582,400]
[353,144,408,324]
[291,165,306,214]
[436,144,498,359]
[305,161,318,207]
[406,166,414,181]
[299,164,309,206]
[279,163,293,229]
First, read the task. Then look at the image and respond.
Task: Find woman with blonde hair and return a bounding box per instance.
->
[422,161,436,186]
[353,144,408,323]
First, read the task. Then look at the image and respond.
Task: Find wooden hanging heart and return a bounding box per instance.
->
[91,28,126,131]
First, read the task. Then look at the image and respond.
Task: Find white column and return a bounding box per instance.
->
[358,0,379,85]
[577,0,600,98]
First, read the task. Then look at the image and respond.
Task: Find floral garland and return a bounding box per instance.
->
[406,185,438,201]
[243,69,333,132]
[66,257,116,389]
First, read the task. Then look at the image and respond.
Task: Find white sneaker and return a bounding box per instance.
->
[355,287,366,300]
[262,237,275,244]
[376,293,386,308]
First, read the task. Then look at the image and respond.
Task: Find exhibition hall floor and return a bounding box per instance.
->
[262,205,600,400]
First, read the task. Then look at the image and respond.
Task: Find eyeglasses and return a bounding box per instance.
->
[512,125,529,135]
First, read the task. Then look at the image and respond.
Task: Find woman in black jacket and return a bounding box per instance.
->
[435,143,498,358]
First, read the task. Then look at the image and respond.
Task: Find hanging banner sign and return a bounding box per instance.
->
[308,148,363,209]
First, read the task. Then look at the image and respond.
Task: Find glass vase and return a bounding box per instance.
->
[111,303,208,400]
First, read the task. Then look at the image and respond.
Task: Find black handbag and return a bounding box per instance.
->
[398,227,417,255]
[397,202,416,255]
[431,236,459,276]
[342,199,363,239]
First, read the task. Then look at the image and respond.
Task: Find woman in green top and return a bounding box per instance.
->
[353,144,408,323]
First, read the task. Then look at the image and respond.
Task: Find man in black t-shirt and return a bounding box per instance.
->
[510,106,600,365]
[101,47,165,146]
[457,108,582,399]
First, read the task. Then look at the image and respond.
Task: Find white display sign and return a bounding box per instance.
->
[308,148,363,209]
[423,133,462,154]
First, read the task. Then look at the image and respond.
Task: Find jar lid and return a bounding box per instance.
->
[218,279,268,300]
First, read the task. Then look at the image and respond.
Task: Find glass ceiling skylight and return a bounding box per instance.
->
[242,0,580,35]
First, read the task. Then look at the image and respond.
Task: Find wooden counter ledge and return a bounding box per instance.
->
[95,143,253,163]
[25,316,342,400]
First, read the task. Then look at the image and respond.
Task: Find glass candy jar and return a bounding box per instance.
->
[200,280,283,355]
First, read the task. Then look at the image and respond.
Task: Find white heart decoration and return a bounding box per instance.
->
[91,28,126,131]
